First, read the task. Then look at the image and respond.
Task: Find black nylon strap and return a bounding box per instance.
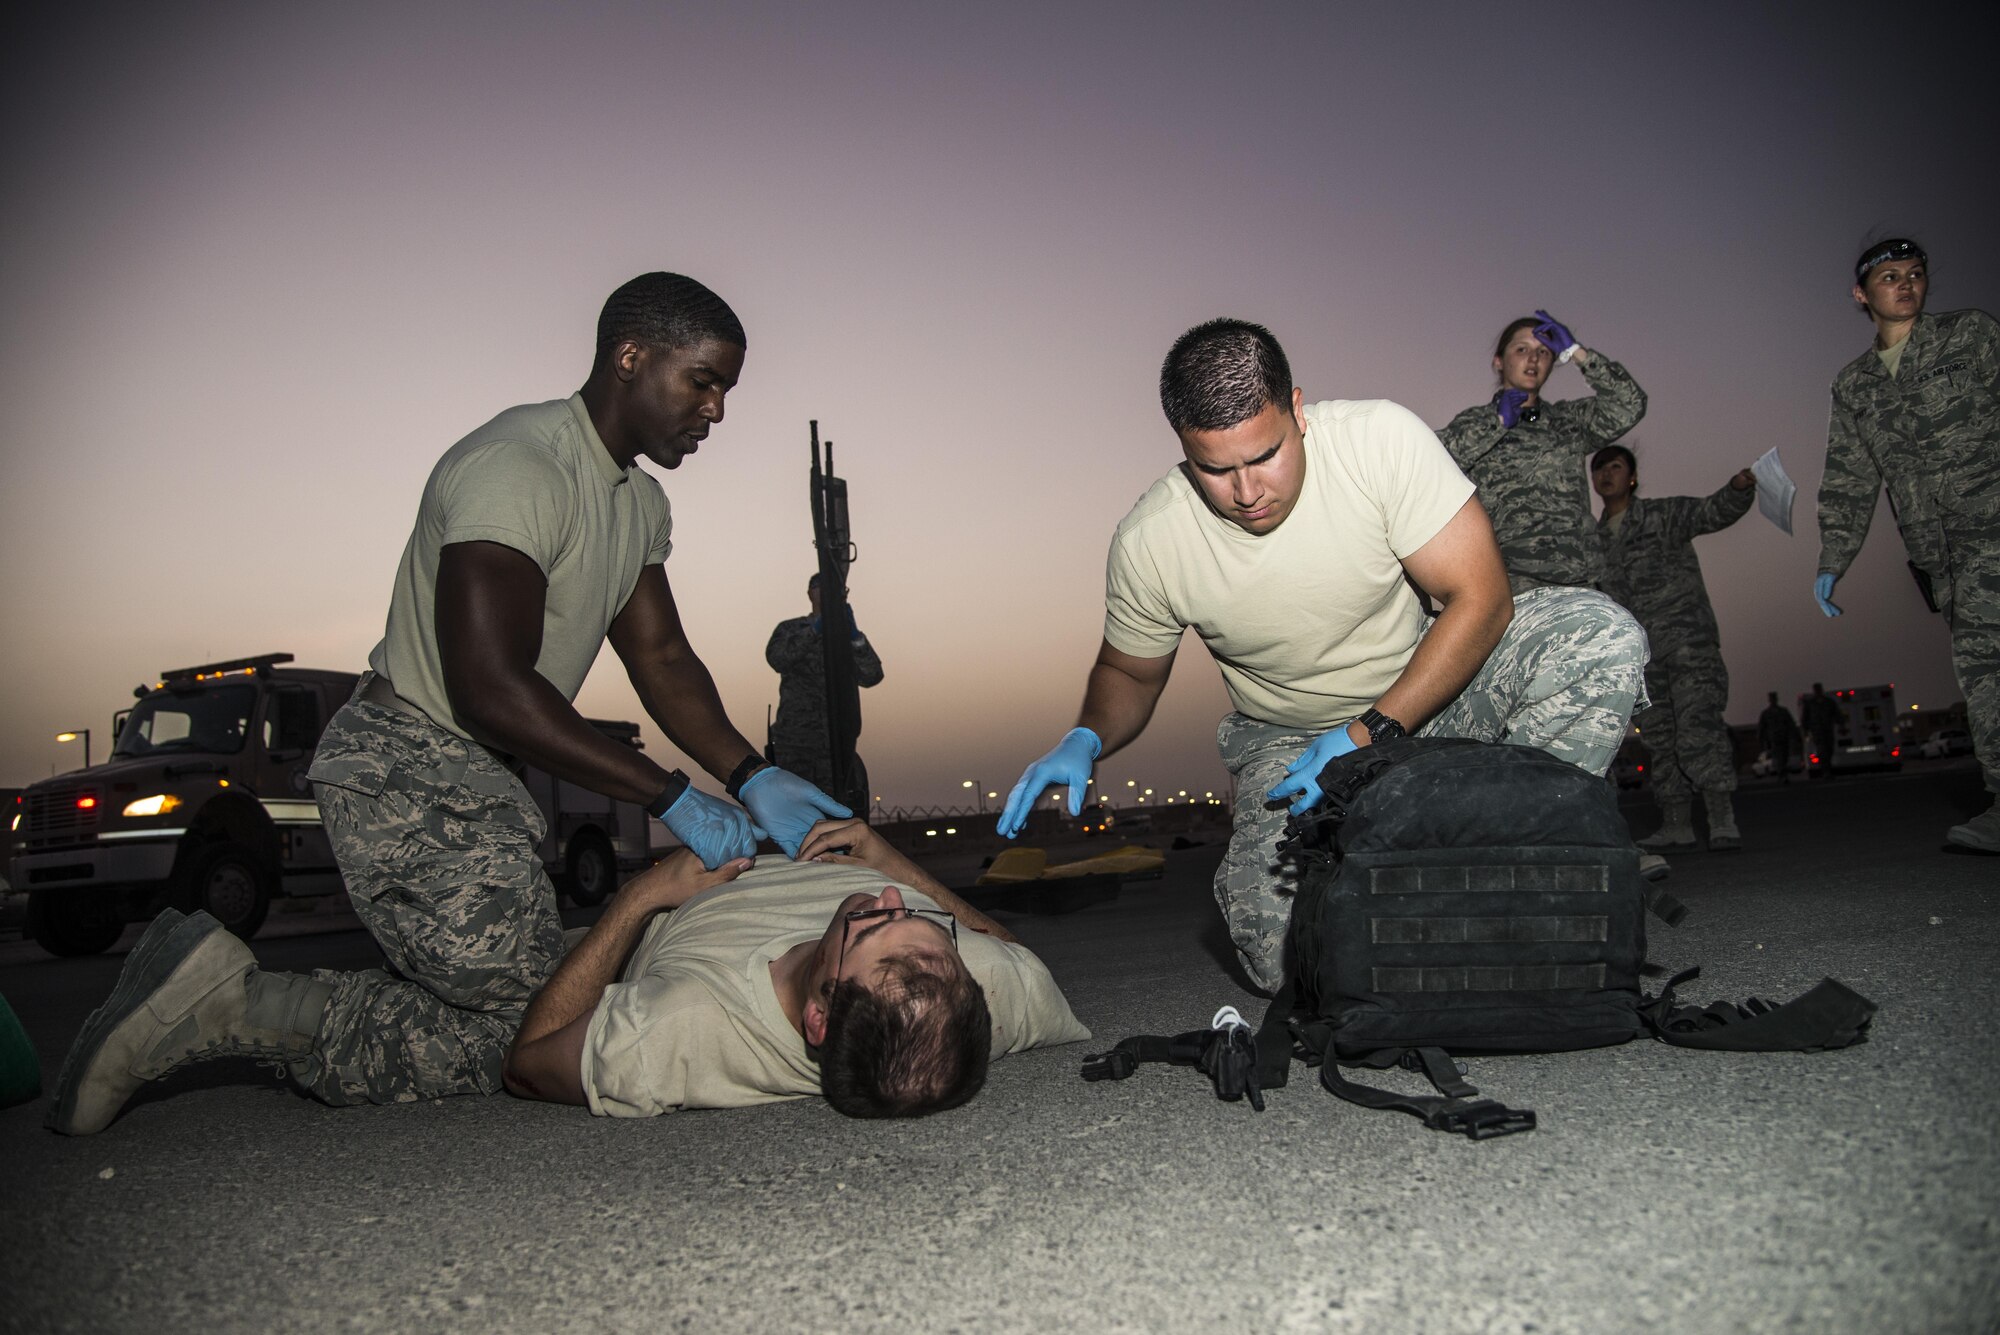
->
[1412,1047,1478,1101]
[1255,975,1302,1089]
[1081,1028,1265,1111]
[1318,1051,1536,1139]
[1643,973,1876,1052]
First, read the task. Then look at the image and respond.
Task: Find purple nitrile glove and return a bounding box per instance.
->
[1494,388,1532,430]
[1531,309,1578,361]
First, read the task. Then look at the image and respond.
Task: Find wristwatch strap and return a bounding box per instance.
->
[647,770,692,819]
[726,754,772,801]
[1357,708,1407,746]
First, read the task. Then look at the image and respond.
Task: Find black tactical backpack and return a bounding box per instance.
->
[1086,737,1876,1138]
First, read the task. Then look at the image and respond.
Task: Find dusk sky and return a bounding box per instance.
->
[2,3,1990,808]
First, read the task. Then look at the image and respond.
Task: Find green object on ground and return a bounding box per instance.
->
[0,991,42,1109]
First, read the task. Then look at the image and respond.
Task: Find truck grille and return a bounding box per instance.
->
[23,786,100,848]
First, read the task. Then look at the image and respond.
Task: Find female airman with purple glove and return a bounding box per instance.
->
[1433,310,1648,595]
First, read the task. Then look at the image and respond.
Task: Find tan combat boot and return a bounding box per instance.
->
[1703,790,1741,852]
[1638,799,1697,852]
[1945,800,2000,854]
[47,911,328,1135]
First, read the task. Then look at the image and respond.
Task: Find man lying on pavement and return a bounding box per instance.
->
[502,819,1090,1118]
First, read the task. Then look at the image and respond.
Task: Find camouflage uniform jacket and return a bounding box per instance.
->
[1817,308,2000,620]
[1597,483,1753,657]
[1437,355,1647,594]
[765,615,883,753]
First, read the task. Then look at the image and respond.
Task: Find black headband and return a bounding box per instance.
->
[1856,239,1925,284]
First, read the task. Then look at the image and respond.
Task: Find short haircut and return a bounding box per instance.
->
[818,954,992,1118]
[1591,444,1636,476]
[595,273,746,363]
[1159,319,1293,432]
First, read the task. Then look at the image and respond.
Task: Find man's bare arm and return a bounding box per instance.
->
[503,852,752,1104]
[1077,640,1178,758]
[438,542,679,802]
[610,565,765,783]
[1372,497,1515,736]
[795,819,1019,944]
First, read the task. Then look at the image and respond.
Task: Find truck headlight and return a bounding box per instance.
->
[122,794,183,817]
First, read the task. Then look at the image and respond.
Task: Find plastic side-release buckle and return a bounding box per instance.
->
[1081,1049,1138,1082]
[1430,1099,1537,1140]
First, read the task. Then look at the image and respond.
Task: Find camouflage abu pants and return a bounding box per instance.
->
[295,676,564,1105]
[1945,530,2000,796]
[1635,641,1735,801]
[1216,586,1647,992]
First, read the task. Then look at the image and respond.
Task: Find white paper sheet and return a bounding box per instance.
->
[1752,446,1796,535]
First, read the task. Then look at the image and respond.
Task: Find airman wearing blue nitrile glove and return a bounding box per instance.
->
[660,785,766,868]
[996,727,1101,838]
[739,765,852,858]
[1813,572,1843,617]
[1265,723,1361,816]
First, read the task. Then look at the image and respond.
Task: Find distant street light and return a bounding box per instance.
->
[56,729,91,769]
[962,779,983,814]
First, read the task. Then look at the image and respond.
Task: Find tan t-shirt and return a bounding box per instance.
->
[1877,332,1911,378]
[1103,399,1476,731]
[579,857,1092,1116]
[367,394,673,741]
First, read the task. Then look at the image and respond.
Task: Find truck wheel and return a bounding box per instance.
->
[563,831,618,908]
[185,843,273,941]
[28,889,127,957]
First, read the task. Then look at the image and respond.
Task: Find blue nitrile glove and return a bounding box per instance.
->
[1266,725,1361,817]
[661,786,765,869]
[739,765,852,858]
[1494,388,1532,429]
[1532,309,1578,361]
[1813,572,1843,618]
[997,727,1101,838]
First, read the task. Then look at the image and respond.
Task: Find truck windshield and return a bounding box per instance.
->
[113,685,257,757]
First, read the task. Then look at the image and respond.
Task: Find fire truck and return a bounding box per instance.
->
[10,654,651,957]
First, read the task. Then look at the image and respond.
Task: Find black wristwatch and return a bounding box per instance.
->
[1356,708,1407,746]
[647,770,692,819]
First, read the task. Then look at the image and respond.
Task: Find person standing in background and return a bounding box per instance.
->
[767,573,884,816]
[1813,237,1998,853]
[1592,445,1754,850]
[1759,691,1802,784]
[1800,682,1842,781]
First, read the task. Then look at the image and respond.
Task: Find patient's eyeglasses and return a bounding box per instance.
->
[833,904,958,983]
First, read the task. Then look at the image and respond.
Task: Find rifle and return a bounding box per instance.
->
[809,421,864,813]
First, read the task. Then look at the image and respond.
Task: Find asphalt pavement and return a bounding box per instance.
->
[2,764,1995,1334]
